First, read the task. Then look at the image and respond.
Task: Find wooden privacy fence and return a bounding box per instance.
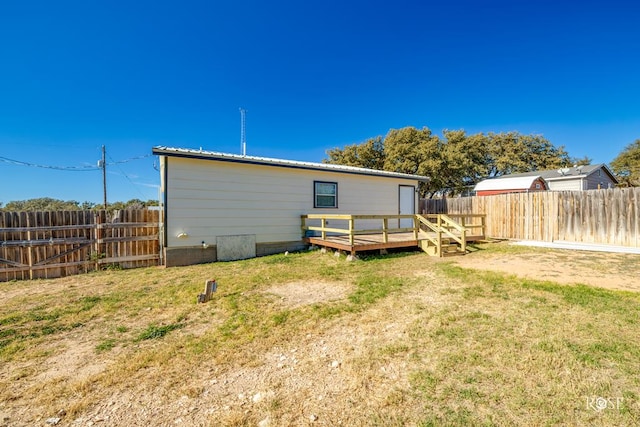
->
[0,209,161,282]
[422,187,640,247]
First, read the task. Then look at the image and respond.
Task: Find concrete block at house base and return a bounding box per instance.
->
[346,254,357,262]
[216,235,256,261]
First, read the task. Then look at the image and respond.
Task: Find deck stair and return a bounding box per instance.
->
[416,214,468,257]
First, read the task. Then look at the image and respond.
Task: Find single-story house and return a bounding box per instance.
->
[474,175,548,196]
[152,146,430,267]
[476,164,618,193]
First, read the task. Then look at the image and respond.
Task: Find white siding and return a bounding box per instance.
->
[547,179,582,191]
[165,157,418,247]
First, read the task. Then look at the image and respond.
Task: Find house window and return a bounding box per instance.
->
[535,183,541,189]
[314,181,337,208]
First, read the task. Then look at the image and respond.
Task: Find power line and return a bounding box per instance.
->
[0,153,152,171]
[106,153,149,200]
[109,154,153,165]
[0,156,99,171]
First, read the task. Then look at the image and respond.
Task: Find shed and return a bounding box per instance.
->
[474,176,548,196]
[152,146,430,266]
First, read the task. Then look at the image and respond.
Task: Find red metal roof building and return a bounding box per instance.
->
[474,175,548,196]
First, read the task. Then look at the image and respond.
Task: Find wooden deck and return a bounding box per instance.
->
[304,232,419,255]
[301,214,486,257]
[304,231,485,255]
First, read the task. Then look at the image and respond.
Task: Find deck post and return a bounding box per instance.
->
[383,217,389,243]
[461,226,466,253]
[348,216,354,246]
[301,215,306,238]
[460,216,467,253]
[321,218,326,240]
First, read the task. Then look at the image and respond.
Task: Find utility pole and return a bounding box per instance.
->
[101,145,107,208]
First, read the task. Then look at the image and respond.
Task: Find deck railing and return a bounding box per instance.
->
[301,214,418,246]
[426,214,486,240]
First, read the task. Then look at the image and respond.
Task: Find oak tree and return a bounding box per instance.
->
[611,139,640,186]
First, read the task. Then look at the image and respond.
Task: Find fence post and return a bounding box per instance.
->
[93,212,99,272]
[25,212,34,280]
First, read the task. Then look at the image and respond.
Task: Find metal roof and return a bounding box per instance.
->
[152,146,430,182]
[489,163,618,183]
[474,175,544,191]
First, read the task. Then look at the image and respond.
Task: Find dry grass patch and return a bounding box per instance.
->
[265,280,352,308]
[1,247,639,426]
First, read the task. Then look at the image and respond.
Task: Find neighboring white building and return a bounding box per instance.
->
[475,164,618,194]
[152,146,429,266]
[541,164,618,191]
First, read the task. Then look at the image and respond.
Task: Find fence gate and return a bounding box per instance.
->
[0,209,161,282]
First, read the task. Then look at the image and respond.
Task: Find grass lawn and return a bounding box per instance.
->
[0,245,639,426]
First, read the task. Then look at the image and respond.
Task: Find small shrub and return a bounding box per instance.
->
[96,339,116,353]
[136,323,183,341]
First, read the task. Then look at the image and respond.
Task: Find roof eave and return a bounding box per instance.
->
[152,146,430,182]
[544,175,587,181]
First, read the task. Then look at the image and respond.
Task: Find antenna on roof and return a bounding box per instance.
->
[239,108,247,156]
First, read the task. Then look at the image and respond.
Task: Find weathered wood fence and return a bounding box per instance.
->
[422,188,640,247]
[0,209,161,282]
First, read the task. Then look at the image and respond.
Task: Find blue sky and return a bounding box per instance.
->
[1,0,639,204]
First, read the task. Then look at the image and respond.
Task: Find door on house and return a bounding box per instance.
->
[399,185,415,228]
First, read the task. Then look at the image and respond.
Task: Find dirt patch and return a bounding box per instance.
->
[34,336,109,383]
[451,244,640,292]
[75,275,445,427]
[266,281,352,308]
